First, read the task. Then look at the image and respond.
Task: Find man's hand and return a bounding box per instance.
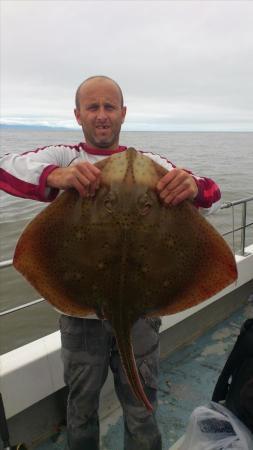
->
[156,168,198,206]
[47,162,101,197]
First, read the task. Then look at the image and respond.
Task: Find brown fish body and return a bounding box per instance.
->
[13,148,237,411]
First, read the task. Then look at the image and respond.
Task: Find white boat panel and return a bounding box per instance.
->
[0,333,64,418]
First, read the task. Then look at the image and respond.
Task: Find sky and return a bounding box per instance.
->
[1,0,253,131]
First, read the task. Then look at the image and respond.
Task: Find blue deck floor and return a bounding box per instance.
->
[34,300,253,450]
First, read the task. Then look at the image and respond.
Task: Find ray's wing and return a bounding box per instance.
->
[144,201,237,317]
[14,189,100,317]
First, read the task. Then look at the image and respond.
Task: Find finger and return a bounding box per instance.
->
[157,169,190,194]
[72,177,90,197]
[159,174,187,199]
[168,176,198,203]
[77,166,97,183]
[86,175,100,196]
[171,189,192,206]
[71,165,97,192]
[156,170,178,191]
[77,166,101,195]
[162,185,187,205]
[86,163,101,177]
[164,184,194,206]
[76,174,99,198]
[78,163,101,179]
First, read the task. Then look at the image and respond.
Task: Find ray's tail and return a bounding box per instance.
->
[113,323,153,412]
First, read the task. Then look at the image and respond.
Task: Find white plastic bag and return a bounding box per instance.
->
[180,402,253,450]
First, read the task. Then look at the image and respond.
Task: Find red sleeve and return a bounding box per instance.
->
[0,165,60,202]
[193,177,221,208]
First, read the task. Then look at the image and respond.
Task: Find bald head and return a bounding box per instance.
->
[75,76,124,110]
[74,75,127,150]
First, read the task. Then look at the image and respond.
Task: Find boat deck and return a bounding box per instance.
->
[32,299,253,450]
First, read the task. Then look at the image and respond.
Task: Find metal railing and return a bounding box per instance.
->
[220,195,253,256]
[1,195,253,318]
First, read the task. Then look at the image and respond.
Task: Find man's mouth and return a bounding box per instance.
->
[96,125,110,129]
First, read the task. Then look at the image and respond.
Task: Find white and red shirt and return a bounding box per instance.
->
[0,142,221,214]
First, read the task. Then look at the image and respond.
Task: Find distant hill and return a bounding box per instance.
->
[0,124,77,131]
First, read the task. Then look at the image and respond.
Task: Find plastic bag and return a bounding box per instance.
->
[180,402,253,450]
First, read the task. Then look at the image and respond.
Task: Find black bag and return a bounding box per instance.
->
[212,318,253,433]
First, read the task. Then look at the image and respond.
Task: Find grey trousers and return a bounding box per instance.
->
[60,316,162,450]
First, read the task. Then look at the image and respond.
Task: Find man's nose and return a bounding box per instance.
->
[97,107,107,120]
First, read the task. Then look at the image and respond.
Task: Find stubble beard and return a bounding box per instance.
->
[82,125,121,150]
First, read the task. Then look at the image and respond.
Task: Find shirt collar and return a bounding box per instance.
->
[81,143,127,156]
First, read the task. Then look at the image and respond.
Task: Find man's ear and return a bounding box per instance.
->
[121,106,127,123]
[74,108,82,125]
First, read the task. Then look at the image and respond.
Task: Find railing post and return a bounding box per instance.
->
[240,202,247,256]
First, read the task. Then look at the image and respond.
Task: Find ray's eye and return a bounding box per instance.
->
[138,194,153,216]
[104,192,117,213]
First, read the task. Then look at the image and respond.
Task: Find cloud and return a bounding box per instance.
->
[1,1,253,130]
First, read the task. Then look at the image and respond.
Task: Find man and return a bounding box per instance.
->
[0,76,221,450]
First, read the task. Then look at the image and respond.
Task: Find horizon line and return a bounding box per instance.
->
[1,123,253,133]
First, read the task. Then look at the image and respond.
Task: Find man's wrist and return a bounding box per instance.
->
[46,167,63,188]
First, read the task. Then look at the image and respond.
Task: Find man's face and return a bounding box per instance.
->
[74,79,127,150]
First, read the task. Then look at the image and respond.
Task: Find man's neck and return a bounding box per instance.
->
[82,143,127,155]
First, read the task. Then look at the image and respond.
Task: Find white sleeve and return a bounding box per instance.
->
[0,144,80,201]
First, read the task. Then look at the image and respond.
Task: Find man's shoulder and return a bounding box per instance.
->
[43,142,87,162]
[136,149,176,171]
[44,142,84,152]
